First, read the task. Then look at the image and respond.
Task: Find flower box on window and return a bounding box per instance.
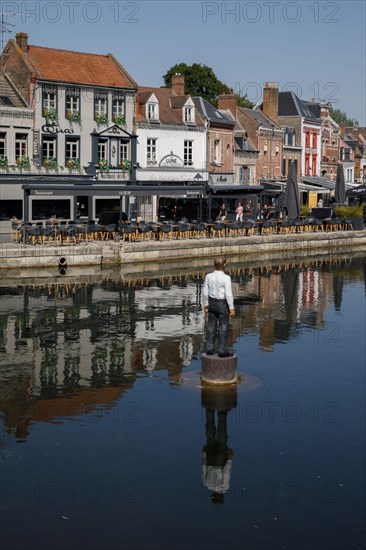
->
[16,156,30,169]
[66,111,81,124]
[95,113,109,126]
[42,108,58,122]
[0,156,8,169]
[98,159,109,171]
[42,157,58,170]
[66,158,81,170]
[119,160,131,170]
[112,114,126,126]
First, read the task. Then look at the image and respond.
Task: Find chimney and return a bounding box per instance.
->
[339,123,346,138]
[171,73,185,96]
[217,93,237,117]
[16,32,29,51]
[263,82,279,125]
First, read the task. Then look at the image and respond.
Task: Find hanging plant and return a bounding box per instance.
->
[119,160,131,170]
[98,159,109,171]
[95,113,109,125]
[42,157,58,170]
[112,114,126,126]
[66,158,81,170]
[66,110,81,124]
[42,108,58,122]
[0,155,9,169]
[16,156,30,169]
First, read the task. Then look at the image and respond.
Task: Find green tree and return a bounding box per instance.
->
[162,63,253,108]
[329,107,354,126]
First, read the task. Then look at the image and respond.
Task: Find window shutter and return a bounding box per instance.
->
[210,140,214,162]
[220,140,224,163]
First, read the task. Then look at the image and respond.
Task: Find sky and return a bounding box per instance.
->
[1,0,365,124]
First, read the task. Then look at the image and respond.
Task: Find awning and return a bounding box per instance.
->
[22,183,207,197]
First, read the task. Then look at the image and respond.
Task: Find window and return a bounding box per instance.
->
[42,137,56,160]
[312,157,317,176]
[120,142,128,161]
[66,88,80,114]
[285,128,296,146]
[305,132,310,148]
[184,140,193,166]
[113,96,125,117]
[312,133,317,148]
[147,103,159,121]
[0,132,6,157]
[210,139,223,164]
[65,137,79,160]
[15,133,28,159]
[184,106,194,123]
[94,92,108,119]
[98,139,108,160]
[42,85,56,110]
[147,138,157,164]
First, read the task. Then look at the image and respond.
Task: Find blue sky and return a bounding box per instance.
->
[2,0,365,123]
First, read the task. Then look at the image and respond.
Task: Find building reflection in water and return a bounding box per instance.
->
[201,384,237,505]
[0,254,365,442]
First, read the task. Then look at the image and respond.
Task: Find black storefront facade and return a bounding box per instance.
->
[21,179,265,224]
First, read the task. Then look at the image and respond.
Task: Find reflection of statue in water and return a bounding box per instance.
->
[202,409,233,504]
[201,385,236,504]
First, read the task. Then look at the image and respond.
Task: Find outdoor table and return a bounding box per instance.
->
[149,222,163,240]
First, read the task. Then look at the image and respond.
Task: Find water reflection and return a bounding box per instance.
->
[201,385,237,505]
[0,254,365,443]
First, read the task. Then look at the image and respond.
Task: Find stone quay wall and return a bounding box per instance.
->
[1,231,366,271]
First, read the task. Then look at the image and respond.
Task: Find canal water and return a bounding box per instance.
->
[1,252,365,550]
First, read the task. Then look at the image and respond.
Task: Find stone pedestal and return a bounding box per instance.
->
[201,353,238,385]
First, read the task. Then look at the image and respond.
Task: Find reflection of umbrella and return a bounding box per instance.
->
[335,164,346,204]
[283,161,300,219]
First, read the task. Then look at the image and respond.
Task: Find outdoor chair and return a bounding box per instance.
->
[138,224,153,241]
[341,217,353,231]
[102,224,117,240]
[302,217,315,232]
[261,220,274,235]
[211,222,225,238]
[121,225,136,242]
[192,223,207,239]
[313,219,324,231]
[176,223,190,239]
[229,221,244,237]
[294,219,304,233]
[243,220,255,236]
[160,224,173,240]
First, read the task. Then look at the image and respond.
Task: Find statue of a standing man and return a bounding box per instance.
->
[203,257,235,358]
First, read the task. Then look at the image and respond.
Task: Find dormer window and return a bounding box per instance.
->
[184,106,194,123]
[147,102,159,121]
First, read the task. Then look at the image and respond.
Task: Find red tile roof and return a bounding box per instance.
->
[23,45,136,88]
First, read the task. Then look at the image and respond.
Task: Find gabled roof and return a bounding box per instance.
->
[192,97,235,128]
[240,107,282,130]
[137,86,205,127]
[15,43,137,89]
[278,92,320,121]
[0,74,28,108]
